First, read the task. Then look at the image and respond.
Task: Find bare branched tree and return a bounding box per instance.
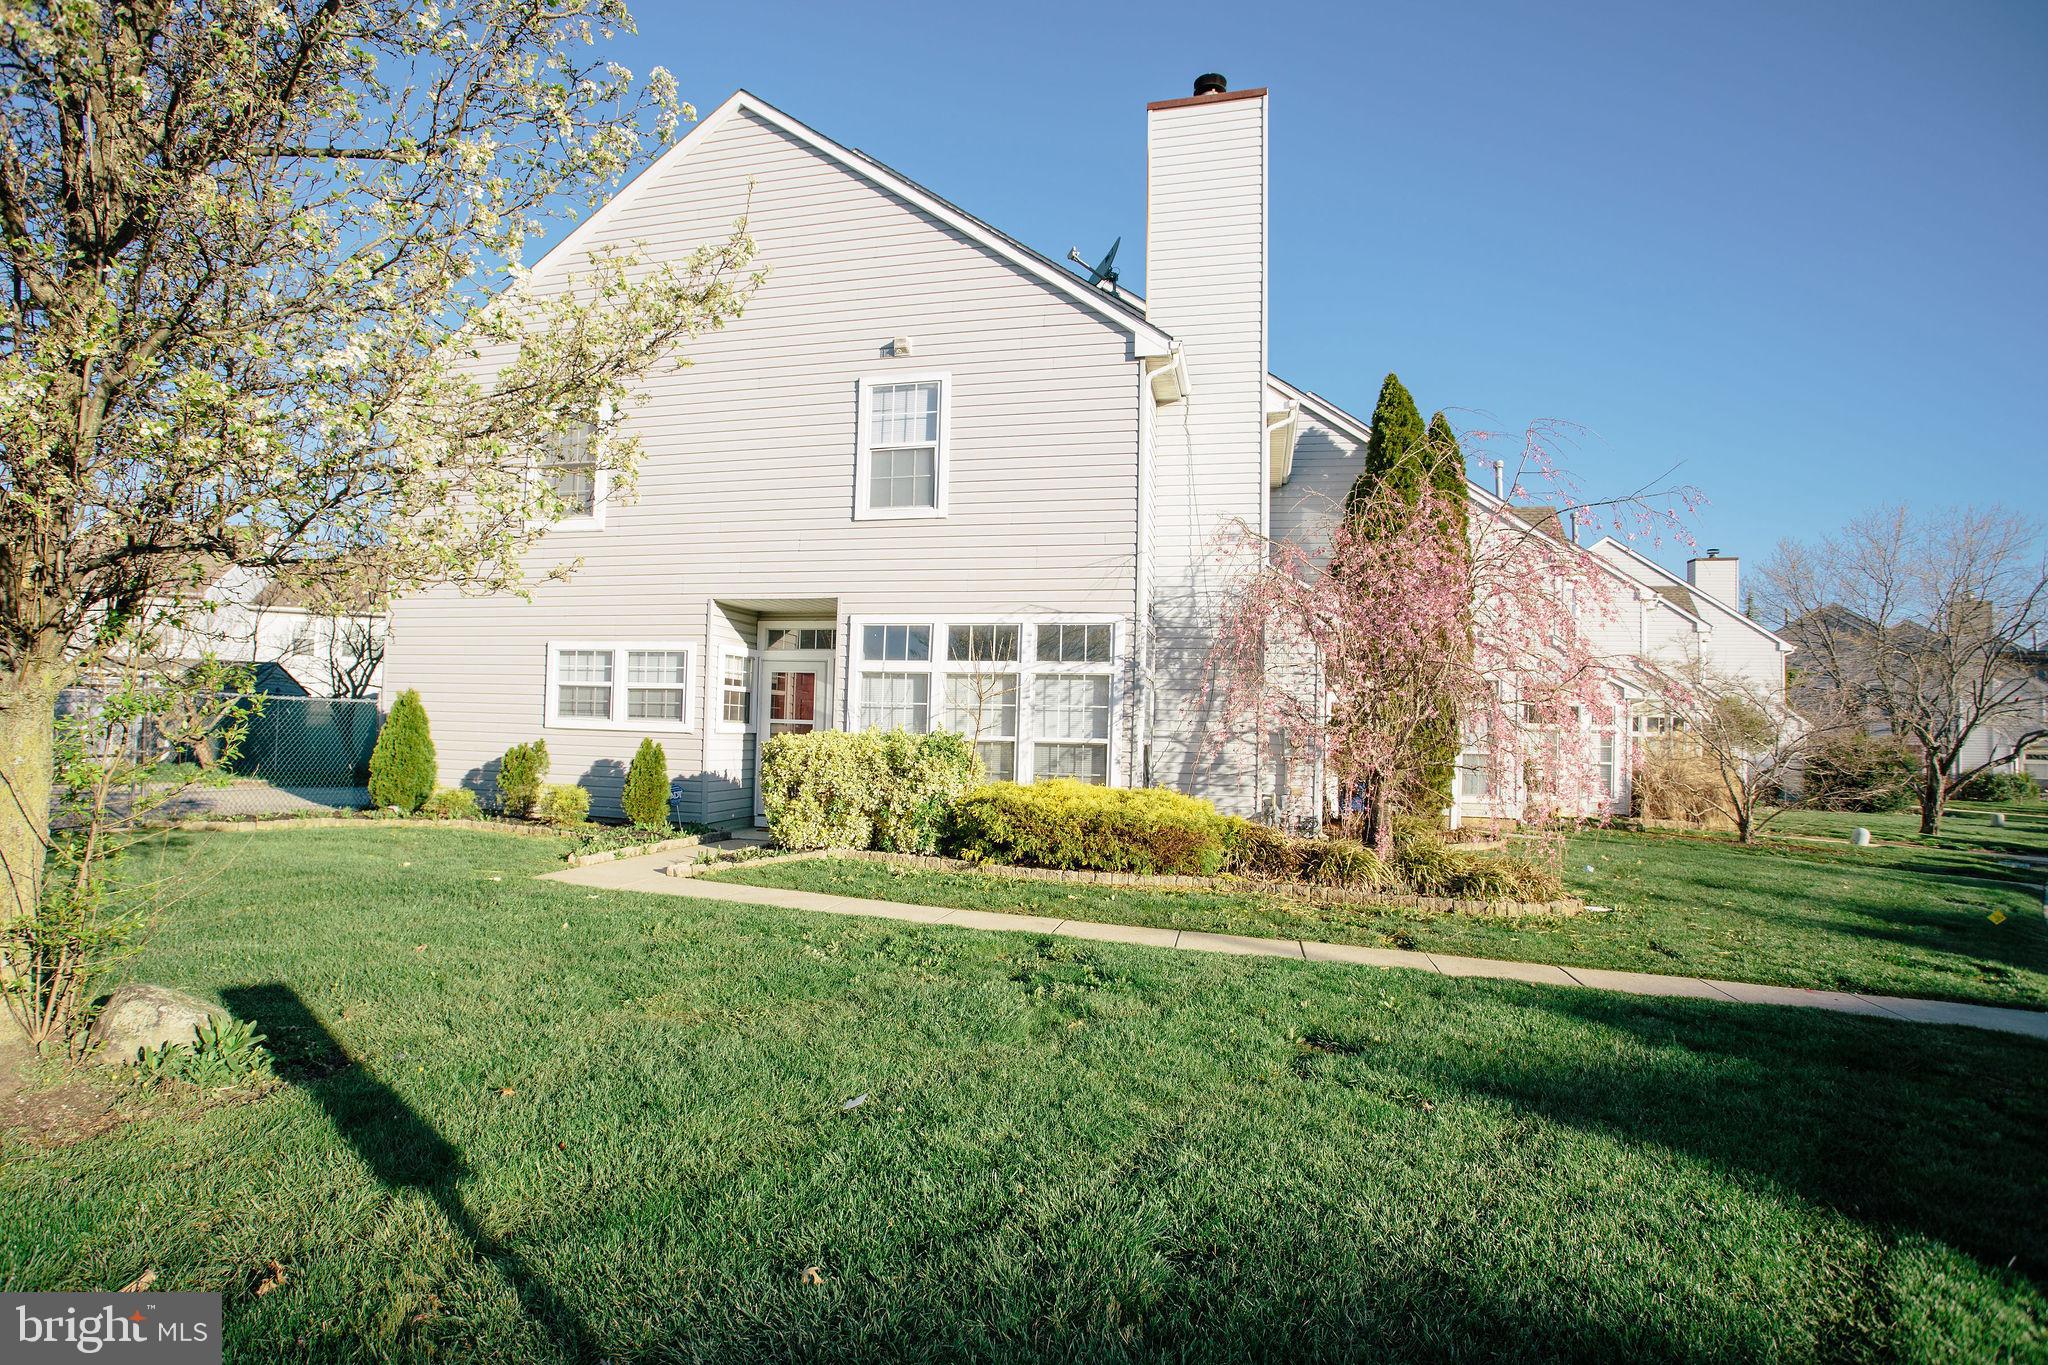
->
[1762,505,2048,834]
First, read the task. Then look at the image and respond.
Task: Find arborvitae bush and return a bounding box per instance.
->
[621,738,672,830]
[495,740,549,818]
[367,689,436,812]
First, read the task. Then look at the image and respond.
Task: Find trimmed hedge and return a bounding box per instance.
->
[947,781,1232,876]
[761,729,983,853]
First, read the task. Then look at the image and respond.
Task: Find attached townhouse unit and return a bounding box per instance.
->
[387,75,1790,826]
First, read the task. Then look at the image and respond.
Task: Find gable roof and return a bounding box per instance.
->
[1590,536,1792,651]
[528,90,1177,358]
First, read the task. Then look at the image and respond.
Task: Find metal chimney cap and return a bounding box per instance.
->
[1193,73,1228,96]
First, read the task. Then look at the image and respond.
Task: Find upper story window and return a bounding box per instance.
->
[540,414,607,531]
[855,375,948,519]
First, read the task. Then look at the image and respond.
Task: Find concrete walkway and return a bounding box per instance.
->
[542,851,2048,1041]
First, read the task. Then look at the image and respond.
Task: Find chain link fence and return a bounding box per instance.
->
[57,689,384,821]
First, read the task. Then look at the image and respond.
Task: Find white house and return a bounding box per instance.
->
[387,77,1787,825]
[169,564,387,698]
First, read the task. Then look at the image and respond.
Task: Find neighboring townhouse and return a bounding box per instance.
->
[387,76,1787,826]
[162,563,388,698]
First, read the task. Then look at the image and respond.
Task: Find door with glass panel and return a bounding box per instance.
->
[753,623,837,820]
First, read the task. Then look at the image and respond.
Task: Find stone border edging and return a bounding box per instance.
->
[565,835,704,868]
[677,847,1583,918]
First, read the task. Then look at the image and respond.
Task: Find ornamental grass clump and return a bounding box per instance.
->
[1392,817,1563,902]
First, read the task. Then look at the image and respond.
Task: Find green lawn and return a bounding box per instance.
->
[3,826,2044,1361]
[1769,800,2048,858]
[707,828,2048,1009]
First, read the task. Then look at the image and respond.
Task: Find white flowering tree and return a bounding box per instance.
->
[0,1,762,919]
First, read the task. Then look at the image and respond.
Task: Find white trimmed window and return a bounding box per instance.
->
[1456,750,1490,800]
[860,624,932,731]
[1032,673,1111,784]
[849,617,1118,786]
[1596,730,1617,797]
[764,627,836,652]
[855,376,948,519]
[943,624,1020,781]
[1037,622,1112,664]
[546,642,694,731]
[539,415,608,531]
[718,651,753,730]
[861,673,929,731]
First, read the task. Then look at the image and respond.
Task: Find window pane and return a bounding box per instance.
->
[943,672,1018,739]
[860,673,929,731]
[870,382,939,445]
[628,687,685,722]
[1457,753,1489,798]
[977,740,1015,782]
[947,624,1018,663]
[558,685,611,720]
[1036,742,1106,784]
[544,422,597,517]
[1036,622,1115,664]
[627,651,687,686]
[1034,674,1110,740]
[865,625,930,662]
[556,649,612,685]
[721,656,751,725]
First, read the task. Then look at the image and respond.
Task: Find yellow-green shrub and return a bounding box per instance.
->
[947,781,1232,876]
[760,729,982,853]
[420,787,480,820]
[535,783,590,829]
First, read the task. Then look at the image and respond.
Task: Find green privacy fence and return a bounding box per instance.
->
[225,695,384,787]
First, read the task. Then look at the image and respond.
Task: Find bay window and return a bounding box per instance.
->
[851,617,1119,786]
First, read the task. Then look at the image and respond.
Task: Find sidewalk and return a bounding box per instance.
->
[542,851,2048,1042]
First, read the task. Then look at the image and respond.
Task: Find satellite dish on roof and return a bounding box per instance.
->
[1066,237,1121,291]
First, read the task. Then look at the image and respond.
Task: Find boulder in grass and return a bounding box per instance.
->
[89,984,225,1066]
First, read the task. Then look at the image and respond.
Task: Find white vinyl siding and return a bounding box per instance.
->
[385,103,1143,822]
[545,642,695,732]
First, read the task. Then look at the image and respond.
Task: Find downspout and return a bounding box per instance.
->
[1134,352,1156,790]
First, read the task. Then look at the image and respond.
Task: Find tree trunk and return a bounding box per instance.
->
[0,662,66,923]
[1918,759,1944,836]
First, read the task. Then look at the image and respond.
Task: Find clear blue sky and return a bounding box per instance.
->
[613,0,2046,575]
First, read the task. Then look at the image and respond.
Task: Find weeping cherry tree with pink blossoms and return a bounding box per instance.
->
[1207,422,1697,857]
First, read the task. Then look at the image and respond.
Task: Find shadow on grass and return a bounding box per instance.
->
[1416,989,2048,1288]
[220,983,595,1360]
